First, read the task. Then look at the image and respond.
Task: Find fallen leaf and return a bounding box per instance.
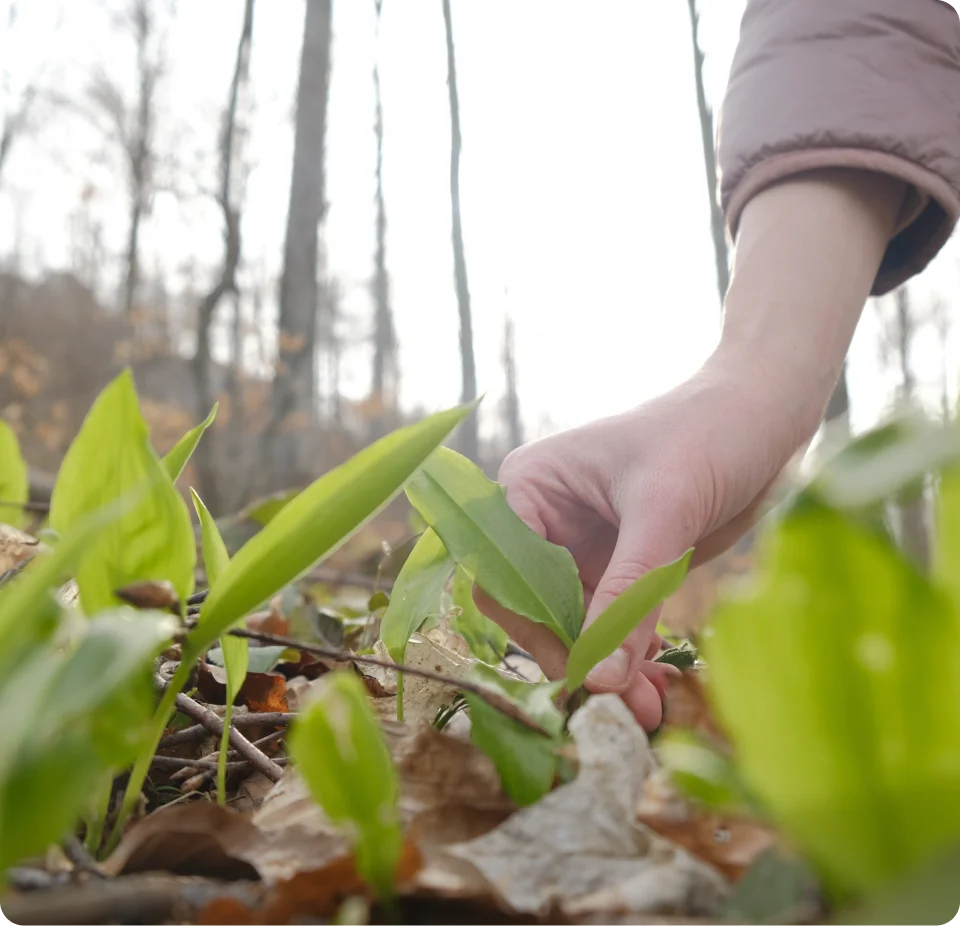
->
[0,522,44,574]
[115,579,180,612]
[636,769,778,881]
[103,803,263,880]
[242,673,289,713]
[661,669,728,748]
[444,695,729,920]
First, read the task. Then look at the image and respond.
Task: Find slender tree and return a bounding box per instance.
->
[368,0,398,438]
[191,0,255,513]
[442,0,478,460]
[685,0,728,307]
[266,0,333,482]
[88,0,165,319]
[501,314,523,452]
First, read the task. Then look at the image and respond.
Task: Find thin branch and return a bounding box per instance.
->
[158,682,284,782]
[203,624,551,736]
[159,711,295,748]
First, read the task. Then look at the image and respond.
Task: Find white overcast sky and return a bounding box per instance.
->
[0,0,957,442]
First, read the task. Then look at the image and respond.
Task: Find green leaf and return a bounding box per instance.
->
[242,487,301,527]
[380,529,453,665]
[0,497,138,664]
[808,416,960,512]
[655,728,748,811]
[49,370,196,615]
[405,447,584,648]
[162,403,218,484]
[191,487,246,805]
[935,460,960,610]
[208,644,288,674]
[462,663,565,806]
[703,501,960,901]
[191,403,472,657]
[191,488,230,589]
[0,609,176,870]
[0,420,28,529]
[288,671,402,901]
[566,549,692,690]
[450,567,508,665]
[654,641,698,670]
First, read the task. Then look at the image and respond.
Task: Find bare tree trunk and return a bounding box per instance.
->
[119,0,160,320]
[192,0,254,514]
[266,0,332,483]
[501,315,523,452]
[368,0,398,440]
[442,0,478,461]
[685,0,728,308]
[890,286,929,569]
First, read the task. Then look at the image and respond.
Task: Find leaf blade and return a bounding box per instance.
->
[405,447,584,648]
[0,420,28,529]
[566,549,692,690]
[191,404,472,654]
[162,403,218,484]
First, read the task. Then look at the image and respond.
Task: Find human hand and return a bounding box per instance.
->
[478,358,812,730]
[478,169,907,730]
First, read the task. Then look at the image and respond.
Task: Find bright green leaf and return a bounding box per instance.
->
[566,549,692,690]
[0,420,28,529]
[49,370,196,615]
[162,403,218,484]
[405,447,583,648]
[191,487,246,804]
[208,644,288,675]
[809,416,960,512]
[242,487,301,527]
[0,497,138,664]
[462,663,564,806]
[191,403,472,657]
[935,462,960,610]
[288,671,402,901]
[380,528,453,665]
[703,501,960,901]
[450,566,508,665]
[0,609,176,870]
[655,728,748,811]
[464,693,558,806]
[191,488,230,589]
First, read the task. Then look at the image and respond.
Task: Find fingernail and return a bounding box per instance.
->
[585,648,631,689]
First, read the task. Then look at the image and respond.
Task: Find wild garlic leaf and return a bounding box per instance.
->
[288,671,402,901]
[191,403,473,658]
[406,447,583,648]
[162,403,218,484]
[49,370,195,616]
[566,550,692,690]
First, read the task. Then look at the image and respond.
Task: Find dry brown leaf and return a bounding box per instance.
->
[662,670,728,748]
[102,803,263,880]
[636,769,778,881]
[441,695,729,920]
[0,523,43,574]
[248,721,512,884]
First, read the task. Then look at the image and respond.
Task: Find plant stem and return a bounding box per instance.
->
[103,659,192,856]
[216,700,234,804]
[83,775,112,857]
[395,673,404,722]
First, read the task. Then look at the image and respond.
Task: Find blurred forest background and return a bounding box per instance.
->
[1,0,958,628]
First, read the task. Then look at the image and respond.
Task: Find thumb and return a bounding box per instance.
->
[582,511,691,691]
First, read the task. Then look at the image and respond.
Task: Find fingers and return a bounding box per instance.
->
[582,506,693,691]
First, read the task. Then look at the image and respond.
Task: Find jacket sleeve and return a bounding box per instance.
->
[717,0,960,295]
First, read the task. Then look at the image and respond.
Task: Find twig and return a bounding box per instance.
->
[159,712,296,748]
[151,754,288,773]
[155,681,284,782]
[214,626,551,737]
[167,729,288,783]
[63,837,105,878]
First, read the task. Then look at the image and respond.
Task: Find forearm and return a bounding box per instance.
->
[711,169,907,447]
